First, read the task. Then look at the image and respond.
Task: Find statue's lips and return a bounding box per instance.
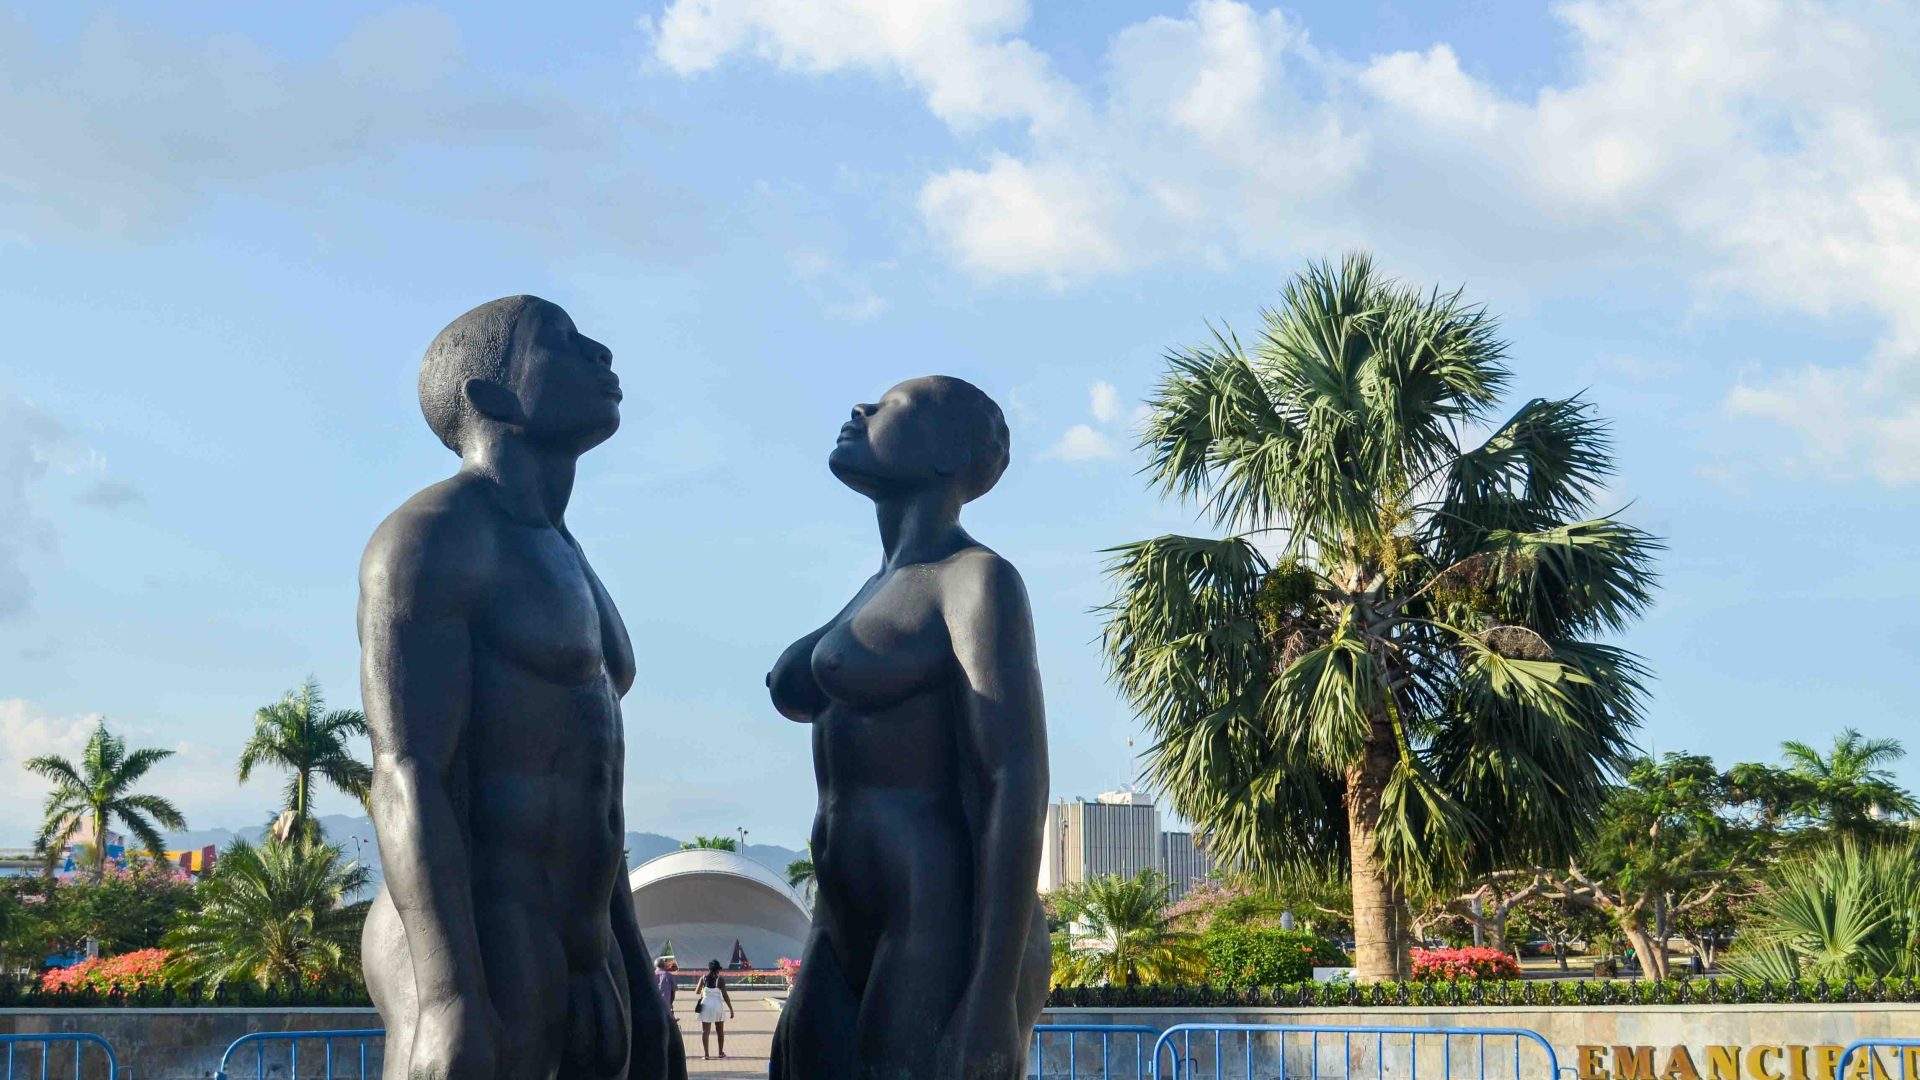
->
[837,422,864,443]
[602,382,624,402]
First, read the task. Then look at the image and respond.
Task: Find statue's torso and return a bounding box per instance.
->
[464,515,634,961]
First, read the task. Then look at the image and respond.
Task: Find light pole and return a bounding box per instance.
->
[736,827,749,851]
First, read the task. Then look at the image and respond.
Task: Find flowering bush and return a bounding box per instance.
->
[776,957,801,985]
[1409,946,1523,981]
[40,948,172,995]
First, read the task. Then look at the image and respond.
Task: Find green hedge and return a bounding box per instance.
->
[1201,926,1348,985]
[0,975,373,1009]
[1046,976,1920,1009]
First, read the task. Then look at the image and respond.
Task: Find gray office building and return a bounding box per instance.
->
[1160,830,1213,901]
[1039,790,1218,899]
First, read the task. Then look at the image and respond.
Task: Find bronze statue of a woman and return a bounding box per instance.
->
[767,376,1050,1080]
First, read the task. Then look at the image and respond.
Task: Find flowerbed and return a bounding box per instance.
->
[1409,946,1523,981]
[39,948,172,995]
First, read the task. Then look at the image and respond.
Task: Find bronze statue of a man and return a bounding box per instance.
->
[359,296,683,1080]
[767,376,1051,1080]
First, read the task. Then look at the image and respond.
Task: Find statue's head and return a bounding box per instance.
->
[418,296,621,457]
[829,375,1010,504]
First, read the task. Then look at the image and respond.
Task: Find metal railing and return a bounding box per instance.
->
[1032,1024,1162,1078]
[1839,1040,1920,1080]
[214,1029,384,1080]
[1147,1023,1563,1080]
[1,1034,119,1080]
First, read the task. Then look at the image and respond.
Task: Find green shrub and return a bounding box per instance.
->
[1201,925,1347,985]
[1046,976,1920,1009]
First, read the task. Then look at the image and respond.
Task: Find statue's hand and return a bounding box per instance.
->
[410,1001,502,1080]
[942,991,1024,1080]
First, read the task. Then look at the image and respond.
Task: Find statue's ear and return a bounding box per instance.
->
[463,378,524,426]
[930,429,972,478]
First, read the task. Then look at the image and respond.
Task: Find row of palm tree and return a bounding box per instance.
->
[20,680,375,993]
[24,678,373,877]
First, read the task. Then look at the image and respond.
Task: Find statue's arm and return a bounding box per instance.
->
[945,553,1048,1021]
[359,517,492,1032]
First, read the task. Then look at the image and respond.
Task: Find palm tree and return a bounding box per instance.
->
[680,835,738,852]
[1721,839,1920,980]
[1102,254,1658,980]
[786,846,816,904]
[1050,870,1203,988]
[1780,730,1919,837]
[25,722,186,879]
[237,678,371,841]
[163,836,371,993]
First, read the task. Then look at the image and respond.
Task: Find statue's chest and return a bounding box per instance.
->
[481,535,624,688]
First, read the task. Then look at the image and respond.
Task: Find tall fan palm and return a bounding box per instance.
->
[237,678,371,840]
[163,836,371,993]
[1781,730,1919,837]
[25,722,186,879]
[1102,255,1659,980]
[1050,870,1203,988]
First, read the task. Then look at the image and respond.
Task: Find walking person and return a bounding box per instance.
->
[654,956,677,1016]
[695,959,735,1059]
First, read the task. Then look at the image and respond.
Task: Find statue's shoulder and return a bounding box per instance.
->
[359,474,498,607]
[937,545,1030,613]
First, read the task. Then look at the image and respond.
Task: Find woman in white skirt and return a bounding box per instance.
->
[695,959,735,1059]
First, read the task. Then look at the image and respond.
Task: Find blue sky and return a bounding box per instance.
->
[3,0,1917,846]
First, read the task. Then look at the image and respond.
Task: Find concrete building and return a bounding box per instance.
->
[628,848,811,972]
[1039,790,1218,899]
[1160,830,1210,902]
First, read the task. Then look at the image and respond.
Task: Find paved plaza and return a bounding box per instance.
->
[672,987,782,1078]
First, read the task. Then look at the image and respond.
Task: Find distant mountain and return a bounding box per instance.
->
[162,817,806,891]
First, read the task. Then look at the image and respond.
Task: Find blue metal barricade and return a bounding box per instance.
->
[1147,1023,1563,1080]
[0,1034,119,1080]
[1839,1040,1920,1080]
[214,1029,384,1080]
[1032,1024,1162,1079]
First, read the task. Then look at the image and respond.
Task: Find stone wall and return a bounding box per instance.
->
[1037,1004,1920,1079]
[0,1008,381,1079]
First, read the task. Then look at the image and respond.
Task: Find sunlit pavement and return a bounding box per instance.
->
[675,987,781,1078]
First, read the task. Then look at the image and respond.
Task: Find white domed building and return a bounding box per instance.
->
[628,848,811,972]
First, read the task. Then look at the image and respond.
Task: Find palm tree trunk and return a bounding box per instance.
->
[1347,715,1402,983]
[296,769,309,827]
[92,807,107,880]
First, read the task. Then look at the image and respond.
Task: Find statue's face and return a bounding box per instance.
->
[510,302,622,452]
[829,377,963,499]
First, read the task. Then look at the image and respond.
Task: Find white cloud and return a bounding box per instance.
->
[1046,424,1117,463]
[1090,381,1122,424]
[919,155,1126,282]
[0,700,101,837]
[650,0,1920,482]
[0,698,272,841]
[646,0,1080,133]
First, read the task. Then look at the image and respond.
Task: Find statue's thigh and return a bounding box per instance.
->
[476,905,570,1073]
[776,926,860,1079]
[855,922,969,1074]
